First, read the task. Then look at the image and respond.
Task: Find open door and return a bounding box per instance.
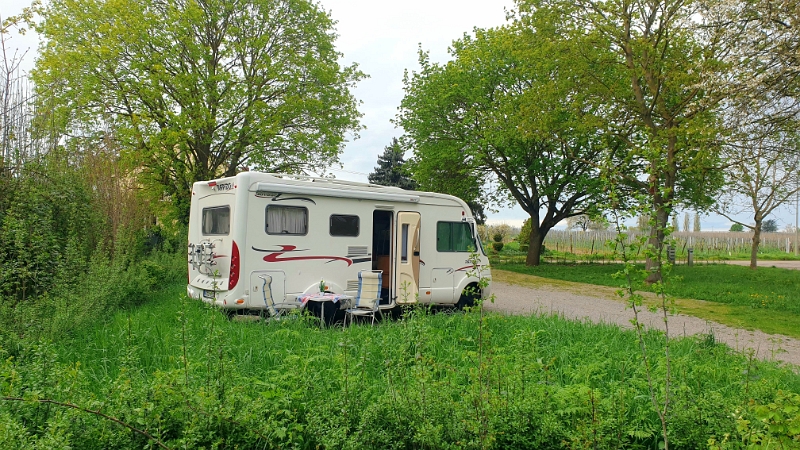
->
[396,212,420,303]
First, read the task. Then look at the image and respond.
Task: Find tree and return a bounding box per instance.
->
[1,10,38,180]
[368,138,417,190]
[712,0,800,128]
[730,223,744,232]
[32,0,365,223]
[762,219,779,233]
[637,214,651,233]
[693,214,701,232]
[683,213,690,232]
[399,24,614,265]
[517,0,729,282]
[567,214,608,232]
[713,119,800,268]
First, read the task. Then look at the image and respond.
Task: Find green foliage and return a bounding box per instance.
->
[730,223,745,232]
[0,250,186,348]
[368,138,418,190]
[0,156,102,301]
[763,219,779,233]
[1,284,798,448]
[491,241,504,252]
[33,0,365,223]
[518,218,531,252]
[398,24,612,265]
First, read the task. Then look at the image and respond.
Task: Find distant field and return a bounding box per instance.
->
[493,230,800,263]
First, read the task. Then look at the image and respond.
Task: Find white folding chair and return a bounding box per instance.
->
[258,275,301,319]
[344,270,383,326]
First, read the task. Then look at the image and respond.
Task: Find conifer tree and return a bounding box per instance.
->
[368,138,418,190]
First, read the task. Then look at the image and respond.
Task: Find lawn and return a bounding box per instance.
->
[495,262,800,338]
[3,281,799,448]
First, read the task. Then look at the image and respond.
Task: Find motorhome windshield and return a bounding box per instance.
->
[436,221,476,252]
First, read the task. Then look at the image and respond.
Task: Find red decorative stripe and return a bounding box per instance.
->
[455,265,473,272]
[261,245,352,266]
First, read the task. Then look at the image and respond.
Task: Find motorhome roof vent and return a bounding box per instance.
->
[347,246,369,256]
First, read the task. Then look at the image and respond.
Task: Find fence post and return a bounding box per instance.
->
[688,248,693,266]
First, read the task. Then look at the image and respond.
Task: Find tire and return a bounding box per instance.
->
[456,285,480,310]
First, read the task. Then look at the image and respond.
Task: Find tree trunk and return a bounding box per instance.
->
[526,225,546,266]
[750,220,762,270]
[645,203,669,284]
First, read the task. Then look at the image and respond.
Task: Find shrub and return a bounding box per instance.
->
[492,241,504,252]
[519,218,531,252]
[729,223,744,232]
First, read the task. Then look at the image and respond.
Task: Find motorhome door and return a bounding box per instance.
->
[396,212,420,303]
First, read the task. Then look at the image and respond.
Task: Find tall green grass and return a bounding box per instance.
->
[2,280,799,449]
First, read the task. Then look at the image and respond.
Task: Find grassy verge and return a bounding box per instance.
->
[2,279,800,448]
[495,263,800,338]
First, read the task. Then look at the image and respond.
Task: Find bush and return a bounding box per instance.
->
[730,223,744,232]
[518,219,531,252]
[492,241,504,252]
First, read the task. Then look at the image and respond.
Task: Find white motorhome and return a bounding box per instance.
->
[186,172,491,317]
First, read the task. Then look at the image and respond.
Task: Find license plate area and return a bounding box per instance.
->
[203,290,216,299]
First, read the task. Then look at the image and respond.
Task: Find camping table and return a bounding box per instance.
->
[298,293,352,327]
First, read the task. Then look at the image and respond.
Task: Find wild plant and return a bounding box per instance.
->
[604,174,676,450]
[465,249,496,449]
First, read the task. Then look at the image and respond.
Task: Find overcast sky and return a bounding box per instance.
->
[2,0,798,231]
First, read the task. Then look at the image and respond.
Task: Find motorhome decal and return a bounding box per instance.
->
[254,191,316,204]
[253,245,353,266]
[271,196,316,205]
[347,256,372,264]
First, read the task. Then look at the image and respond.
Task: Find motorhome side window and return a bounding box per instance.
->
[436,221,475,252]
[330,214,359,237]
[202,206,230,235]
[266,205,308,235]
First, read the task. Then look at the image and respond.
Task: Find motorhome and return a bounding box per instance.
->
[187,172,491,318]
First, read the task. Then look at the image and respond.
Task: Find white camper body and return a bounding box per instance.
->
[187,172,491,315]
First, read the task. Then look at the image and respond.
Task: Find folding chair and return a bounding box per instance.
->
[344,270,383,326]
[258,275,301,319]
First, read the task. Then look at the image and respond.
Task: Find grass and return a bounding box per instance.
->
[2,278,798,448]
[495,262,800,338]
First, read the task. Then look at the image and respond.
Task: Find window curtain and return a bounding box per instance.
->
[267,206,307,234]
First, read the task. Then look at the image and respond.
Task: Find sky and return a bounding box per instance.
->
[2,0,799,231]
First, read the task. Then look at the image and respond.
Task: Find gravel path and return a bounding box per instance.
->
[487,271,800,368]
[722,260,800,270]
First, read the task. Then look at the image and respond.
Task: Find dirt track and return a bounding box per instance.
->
[486,270,800,368]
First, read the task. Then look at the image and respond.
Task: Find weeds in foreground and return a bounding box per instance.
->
[2,281,799,448]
